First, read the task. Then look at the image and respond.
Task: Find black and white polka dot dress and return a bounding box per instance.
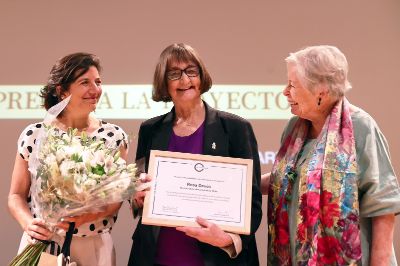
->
[17,120,128,238]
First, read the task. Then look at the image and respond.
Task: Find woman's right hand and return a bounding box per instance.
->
[24,217,53,243]
[132,173,152,209]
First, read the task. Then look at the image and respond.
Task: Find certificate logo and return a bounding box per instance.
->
[194,163,205,172]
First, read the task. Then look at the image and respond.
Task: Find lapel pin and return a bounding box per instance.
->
[211,142,216,150]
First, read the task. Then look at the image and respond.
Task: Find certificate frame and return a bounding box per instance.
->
[142,150,253,235]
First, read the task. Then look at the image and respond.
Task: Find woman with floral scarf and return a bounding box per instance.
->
[263,45,400,265]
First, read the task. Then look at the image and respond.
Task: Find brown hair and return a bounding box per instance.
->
[40,52,102,110]
[152,43,212,102]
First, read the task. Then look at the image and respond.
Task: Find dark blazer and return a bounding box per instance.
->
[128,102,262,266]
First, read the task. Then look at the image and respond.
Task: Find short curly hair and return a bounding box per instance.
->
[152,43,212,102]
[40,52,102,110]
[285,45,351,99]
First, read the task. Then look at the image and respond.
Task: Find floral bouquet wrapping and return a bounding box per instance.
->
[9,96,138,266]
[30,126,137,224]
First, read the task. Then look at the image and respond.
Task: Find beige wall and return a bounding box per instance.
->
[1,1,399,265]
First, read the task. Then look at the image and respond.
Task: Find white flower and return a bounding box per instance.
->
[74,180,84,194]
[62,132,70,142]
[63,146,77,157]
[75,162,87,173]
[48,163,61,180]
[104,155,114,174]
[59,160,76,177]
[115,157,126,166]
[44,154,57,167]
[80,173,88,183]
[83,178,97,188]
[55,149,66,163]
[91,150,105,167]
[89,173,102,181]
[107,165,118,176]
[81,150,94,164]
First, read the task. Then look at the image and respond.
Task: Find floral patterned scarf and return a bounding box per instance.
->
[267,98,362,265]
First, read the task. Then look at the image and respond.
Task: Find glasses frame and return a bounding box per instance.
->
[166,66,200,81]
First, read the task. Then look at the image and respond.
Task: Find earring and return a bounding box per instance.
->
[318,97,321,106]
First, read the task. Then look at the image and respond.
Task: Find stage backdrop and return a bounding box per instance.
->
[1,1,399,265]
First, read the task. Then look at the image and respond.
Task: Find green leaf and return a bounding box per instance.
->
[92,164,105,175]
[71,153,83,162]
[113,151,120,161]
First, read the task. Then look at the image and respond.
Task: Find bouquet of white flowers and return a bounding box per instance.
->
[9,96,138,266]
[31,126,137,224]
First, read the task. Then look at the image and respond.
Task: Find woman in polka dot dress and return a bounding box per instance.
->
[8,53,128,266]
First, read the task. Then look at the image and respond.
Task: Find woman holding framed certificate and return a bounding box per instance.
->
[128,43,262,266]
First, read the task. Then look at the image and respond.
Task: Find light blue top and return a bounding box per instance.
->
[282,106,400,265]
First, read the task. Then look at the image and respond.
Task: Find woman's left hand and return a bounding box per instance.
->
[176,217,233,248]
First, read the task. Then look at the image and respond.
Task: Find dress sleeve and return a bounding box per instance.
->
[100,122,129,150]
[355,113,400,217]
[117,127,129,150]
[17,123,42,161]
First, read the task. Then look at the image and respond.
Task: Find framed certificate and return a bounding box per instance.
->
[142,150,253,235]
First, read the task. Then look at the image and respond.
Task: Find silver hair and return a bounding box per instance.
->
[285,45,352,98]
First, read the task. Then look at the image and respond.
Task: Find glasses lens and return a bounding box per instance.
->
[185,67,200,77]
[167,70,182,80]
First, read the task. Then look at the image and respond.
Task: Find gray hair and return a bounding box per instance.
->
[285,45,351,98]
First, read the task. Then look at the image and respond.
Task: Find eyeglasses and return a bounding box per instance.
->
[166,66,200,81]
